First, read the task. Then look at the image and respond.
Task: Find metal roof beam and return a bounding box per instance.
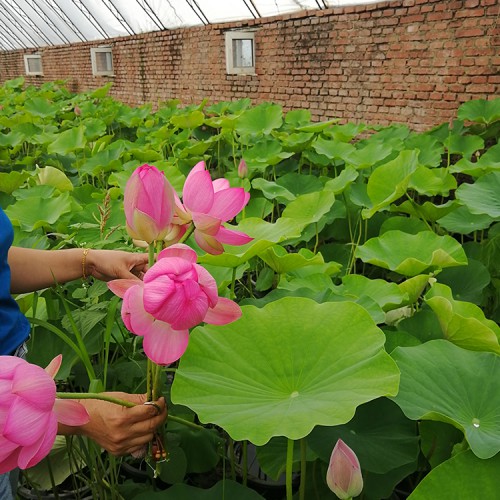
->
[102,0,136,36]
[2,0,54,45]
[185,0,209,25]
[0,27,18,50]
[136,0,167,31]
[22,0,70,44]
[243,0,260,18]
[0,4,42,47]
[72,0,111,41]
[42,0,87,42]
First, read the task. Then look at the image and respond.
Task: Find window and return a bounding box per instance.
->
[90,47,114,76]
[225,31,255,75]
[24,54,43,76]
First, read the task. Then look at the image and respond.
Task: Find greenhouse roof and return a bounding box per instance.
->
[0,0,386,51]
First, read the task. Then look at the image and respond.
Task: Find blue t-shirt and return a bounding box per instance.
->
[0,207,30,355]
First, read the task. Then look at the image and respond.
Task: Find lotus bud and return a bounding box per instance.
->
[326,439,363,499]
[237,159,248,179]
[124,164,175,244]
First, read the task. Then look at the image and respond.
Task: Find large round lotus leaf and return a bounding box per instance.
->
[260,245,325,274]
[356,230,467,277]
[133,480,264,500]
[408,166,456,196]
[362,150,419,219]
[437,205,493,234]
[391,340,500,459]
[457,97,500,125]
[235,103,283,136]
[171,298,400,446]
[308,398,419,474]
[408,451,500,499]
[455,171,500,218]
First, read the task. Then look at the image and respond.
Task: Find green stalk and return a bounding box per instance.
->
[178,222,195,244]
[242,440,248,487]
[299,438,307,500]
[286,438,294,500]
[168,415,205,430]
[56,392,135,407]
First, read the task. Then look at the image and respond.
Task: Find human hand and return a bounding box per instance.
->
[62,393,167,456]
[85,249,149,282]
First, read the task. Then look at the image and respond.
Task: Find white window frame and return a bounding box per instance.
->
[90,47,114,76]
[24,54,43,76]
[225,31,255,75]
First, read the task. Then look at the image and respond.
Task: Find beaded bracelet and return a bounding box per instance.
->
[82,248,90,281]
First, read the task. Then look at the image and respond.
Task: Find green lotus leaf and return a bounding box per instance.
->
[251,178,296,202]
[308,398,419,474]
[391,340,500,459]
[170,110,205,129]
[455,172,500,217]
[408,166,456,196]
[312,136,356,160]
[408,451,500,499]
[419,421,464,468]
[457,97,500,125]
[397,274,432,305]
[380,216,429,235]
[5,191,72,232]
[345,141,394,169]
[437,258,490,304]
[356,230,468,277]
[437,205,494,234]
[444,133,484,158]
[255,437,317,481]
[284,108,312,127]
[276,131,314,152]
[425,282,500,354]
[281,190,335,223]
[404,133,443,167]
[47,125,87,155]
[260,245,325,274]
[393,199,458,222]
[449,143,500,176]
[116,104,152,127]
[23,436,86,490]
[243,138,294,168]
[325,122,367,142]
[198,217,306,268]
[37,166,73,192]
[81,118,107,140]
[335,275,407,311]
[23,97,59,117]
[0,129,24,148]
[132,480,264,500]
[0,171,28,194]
[324,166,359,194]
[295,118,338,133]
[235,103,283,136]
[362,150,419,219]
[171,298,400,445]
[276,173,323,197]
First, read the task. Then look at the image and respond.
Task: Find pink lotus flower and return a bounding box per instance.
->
[0,355,89,474]
[326,439,363,499]
[175,161,252,255]
[108,244,242,365]
[124,164,176,244]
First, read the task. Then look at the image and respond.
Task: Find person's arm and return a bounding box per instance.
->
[58,393,167,456]
[8,247,148,294]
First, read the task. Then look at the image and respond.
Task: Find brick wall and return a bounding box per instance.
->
[0,0,498,130]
